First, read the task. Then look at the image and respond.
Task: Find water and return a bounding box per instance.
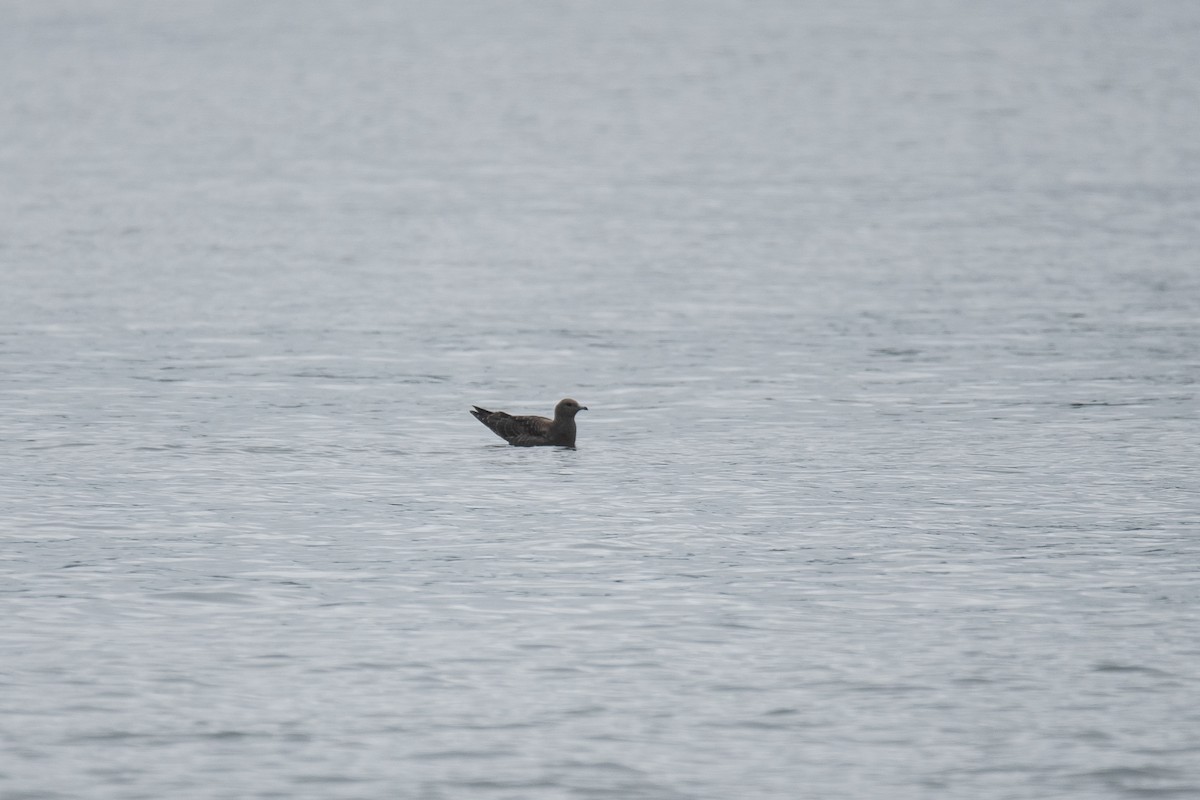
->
[3,1,1199,798]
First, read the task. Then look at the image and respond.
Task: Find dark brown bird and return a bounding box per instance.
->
[470,398,588,447]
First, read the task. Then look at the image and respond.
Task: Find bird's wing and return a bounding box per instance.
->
[472,408,552,445]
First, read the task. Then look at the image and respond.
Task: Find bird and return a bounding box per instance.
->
[470,398,588,447]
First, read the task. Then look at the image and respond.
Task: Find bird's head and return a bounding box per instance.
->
[556,398,587,417]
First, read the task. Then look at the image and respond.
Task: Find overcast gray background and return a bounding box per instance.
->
[2,2,1199,798]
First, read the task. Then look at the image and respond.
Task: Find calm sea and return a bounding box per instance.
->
[2,1,1199,798]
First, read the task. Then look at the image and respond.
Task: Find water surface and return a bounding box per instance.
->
[2,2,1199,798]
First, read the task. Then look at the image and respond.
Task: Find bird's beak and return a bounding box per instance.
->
[581,406,588,411]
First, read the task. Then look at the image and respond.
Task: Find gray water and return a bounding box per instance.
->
[3,2,1199,798]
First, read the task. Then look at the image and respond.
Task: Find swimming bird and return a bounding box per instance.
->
[470,398,587,447]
